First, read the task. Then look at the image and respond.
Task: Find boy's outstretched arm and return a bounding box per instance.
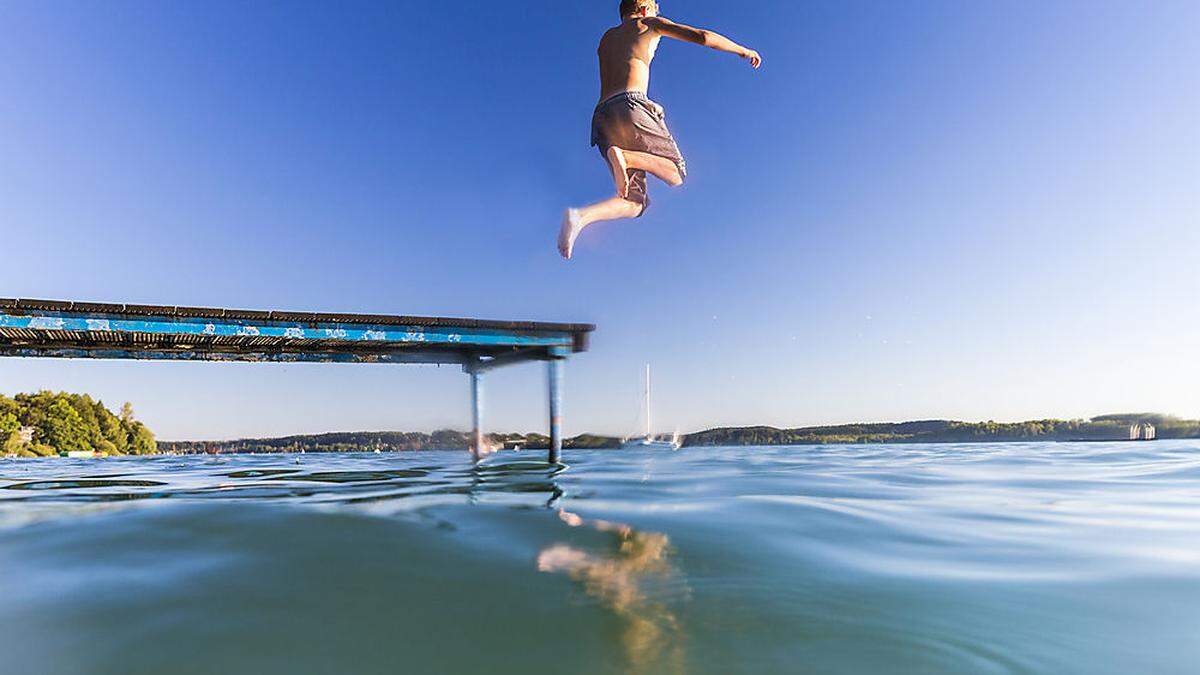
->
[646,16,762,68]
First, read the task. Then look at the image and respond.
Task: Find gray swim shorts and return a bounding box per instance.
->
[590,91,687,216]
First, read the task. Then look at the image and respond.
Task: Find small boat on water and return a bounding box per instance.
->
[621,364,681,450]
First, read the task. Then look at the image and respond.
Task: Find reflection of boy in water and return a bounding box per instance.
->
[538,509,684,674]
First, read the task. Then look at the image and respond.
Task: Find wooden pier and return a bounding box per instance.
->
[0,299,594,463]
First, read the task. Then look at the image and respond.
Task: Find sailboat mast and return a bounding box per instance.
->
[645,363,652,438]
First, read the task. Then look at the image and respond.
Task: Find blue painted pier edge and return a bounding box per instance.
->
[0,299,594,463]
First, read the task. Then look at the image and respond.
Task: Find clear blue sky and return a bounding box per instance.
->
[1,1,1196,440]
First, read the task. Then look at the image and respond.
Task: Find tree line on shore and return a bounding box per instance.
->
[684,414,1200,445]
[161,431,619,454]
[161,413,1200,454]
[0,392,156,457]
[2,389,1193,457]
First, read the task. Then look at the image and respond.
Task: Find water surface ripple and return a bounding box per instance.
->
[1,442,1198,674]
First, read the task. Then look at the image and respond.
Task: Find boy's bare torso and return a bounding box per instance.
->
[597,19,661,102]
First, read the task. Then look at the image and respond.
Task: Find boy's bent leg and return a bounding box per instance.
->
[619,149,684,187]
[559,197,644,260]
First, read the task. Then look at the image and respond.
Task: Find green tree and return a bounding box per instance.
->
[0,411,18,434]
[96,401,129,455]
[128,422,156,455]
[28,443,57,457]
[40,399,89,454]
[68,395,103,447]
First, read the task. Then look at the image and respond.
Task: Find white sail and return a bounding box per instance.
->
[622,363,680,450]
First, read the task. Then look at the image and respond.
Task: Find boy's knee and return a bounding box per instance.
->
[669,161,687,187]
[621,198,648,218]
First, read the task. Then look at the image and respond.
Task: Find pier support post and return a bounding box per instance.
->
[547,357,564,464]
[470,368,484,460]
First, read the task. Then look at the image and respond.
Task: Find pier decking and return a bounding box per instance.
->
[0,299,594,462]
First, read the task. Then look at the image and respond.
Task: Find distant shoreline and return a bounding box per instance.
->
[159,414,1196,454]
[7,392,1190,458]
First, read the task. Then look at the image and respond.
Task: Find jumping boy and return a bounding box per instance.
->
[558,0,762,259]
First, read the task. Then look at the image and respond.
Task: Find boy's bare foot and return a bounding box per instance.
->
[558,208,584,260]
[606,146,630,198]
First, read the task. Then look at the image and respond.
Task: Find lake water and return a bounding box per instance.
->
[1,442,1198,674]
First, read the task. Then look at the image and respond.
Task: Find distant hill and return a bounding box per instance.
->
[160,414,1199,454]
[684,415,1199,446]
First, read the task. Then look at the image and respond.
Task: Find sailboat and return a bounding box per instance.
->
[621,364,681,450]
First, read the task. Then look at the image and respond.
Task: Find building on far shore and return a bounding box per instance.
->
[17,426,35,444]
[1129,422,1156,441]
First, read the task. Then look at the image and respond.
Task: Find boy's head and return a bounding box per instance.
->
[619,0,659,19]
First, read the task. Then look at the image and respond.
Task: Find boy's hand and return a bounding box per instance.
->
[742,49,762,69]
